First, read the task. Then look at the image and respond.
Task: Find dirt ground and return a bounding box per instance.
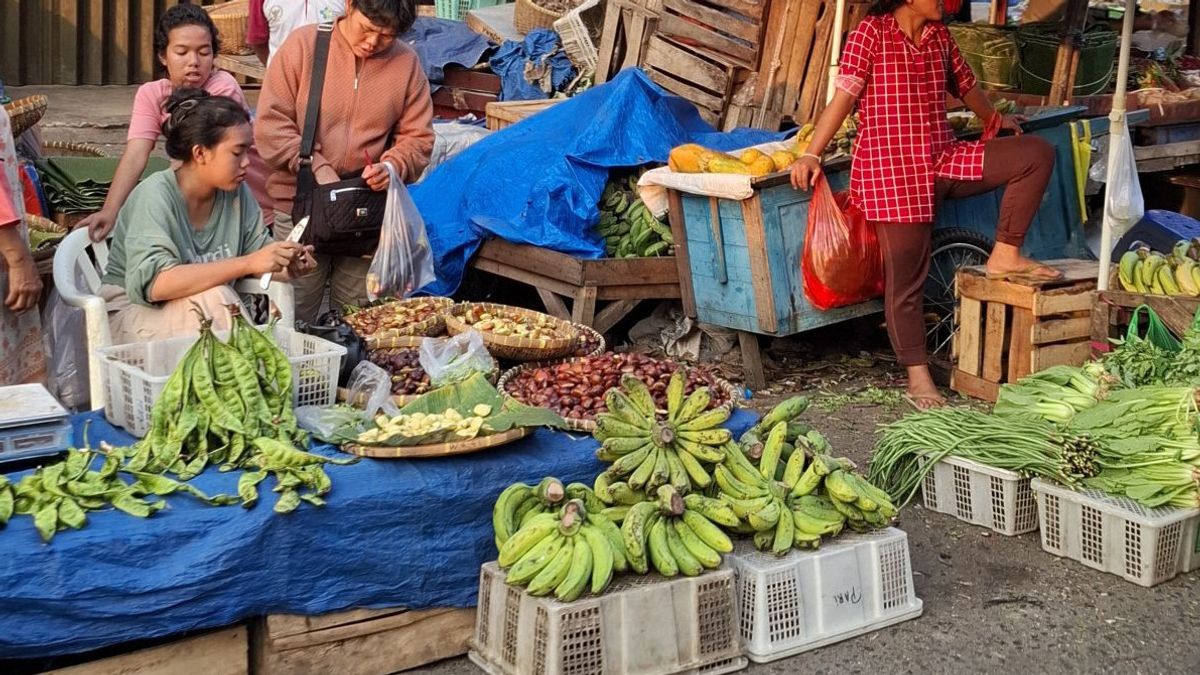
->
[16,85,1200,675]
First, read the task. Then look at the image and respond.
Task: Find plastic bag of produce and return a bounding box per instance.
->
[419,330,496,388]
[343,360,402,417]
[365,163,436,301]
[801,174,883,310]
[1101,127,1144,239]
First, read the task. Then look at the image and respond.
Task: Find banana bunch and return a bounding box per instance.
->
[497,499,628,601]
[492,477,567,550]
[621,485,736,577]
[715,422,897,555]
[598,173,674,258]
[1117,240,1200,296]
[594,373,730,495]
[738,396,810,461]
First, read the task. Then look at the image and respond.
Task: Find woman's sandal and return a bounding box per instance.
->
[903,393,946,411]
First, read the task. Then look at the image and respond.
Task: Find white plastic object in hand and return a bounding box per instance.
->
[261,216,309,290]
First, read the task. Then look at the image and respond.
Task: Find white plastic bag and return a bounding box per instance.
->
[365,163,437,301]
[344,360,401,417]
[1102,127,1145,238]
[418,330,496,388]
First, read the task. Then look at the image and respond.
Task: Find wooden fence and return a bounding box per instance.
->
[1,0,225,86]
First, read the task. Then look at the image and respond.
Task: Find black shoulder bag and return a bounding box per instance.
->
[291,23,386,258]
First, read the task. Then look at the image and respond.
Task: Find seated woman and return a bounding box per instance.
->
[80,2,272,241]
[101,90,315,343]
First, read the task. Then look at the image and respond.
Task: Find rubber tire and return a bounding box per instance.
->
[925,228,994,363]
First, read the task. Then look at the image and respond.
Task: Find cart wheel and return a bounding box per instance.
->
[925,228,993,362]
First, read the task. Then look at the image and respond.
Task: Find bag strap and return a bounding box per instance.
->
[296,24,334,199]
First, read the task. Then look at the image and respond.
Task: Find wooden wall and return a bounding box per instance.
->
[1,0,226,86]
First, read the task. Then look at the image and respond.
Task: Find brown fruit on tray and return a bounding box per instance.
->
[344,298,447,337]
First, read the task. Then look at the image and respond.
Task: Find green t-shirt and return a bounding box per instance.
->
[103,170,270,307]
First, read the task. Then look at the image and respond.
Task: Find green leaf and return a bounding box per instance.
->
[57,498,88,530]
[273,488,301,514]
[34,503,59,542]
[299,494,326,507]
[238,471,268,508]
[0,485,13,526]
[129,472,186,496]
[111,492,158,518]
[64,449,91,479]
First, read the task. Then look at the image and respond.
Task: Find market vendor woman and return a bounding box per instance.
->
[101,90,316,343]
[792,0,1062,410]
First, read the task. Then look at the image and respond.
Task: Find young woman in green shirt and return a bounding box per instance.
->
[102,89,315,342]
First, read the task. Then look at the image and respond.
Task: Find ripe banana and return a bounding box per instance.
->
[666,372,686,422]
[675,387,712,424]
[683,494,740,528]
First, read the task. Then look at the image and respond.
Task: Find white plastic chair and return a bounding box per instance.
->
[52,228,295,410]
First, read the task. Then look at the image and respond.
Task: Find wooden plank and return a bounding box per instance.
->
[47,626,247,675]
[266,607,407,641]
[982,302,1008,383]
[594,0,623,82]
[578,256,680,286]
[675,0,766,22]
[957,274,1034,310]
[1093,290,1200,336]
[1133,139,1200,161]
[793,0,834,123]
[643,33,731,94]
[741,195,777,334]
[739,330,766,390]
[593,299,640,333]
[595,282,681,300]
[951,368,1001,403]
[1033,289,1096,316]
[216,53,267,81]
[572,285,598,326]
[1031,341,1091,372]
[476,239,586,286]
[536,288,571,320]
[136,0,158,83]
[254,608,473,675]
[778,0,821,118]
[660,0,762,43]
[654,15,758,67]
[645,67,725,114]
[270,609,456,652]
[473,259,583,299]
[442,67,503,94]
[709,197,727,283]
[84,0,105,84]
[108,0,131,84]
[622,9,656,71]
[667,189,697,318]
[1089,292,1115,356]
[1031,316,1092,344]
[54,0,79,84]
[1007,308,1035,383]
[956,297,983,376]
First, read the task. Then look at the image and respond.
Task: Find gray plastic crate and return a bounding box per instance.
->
[470,562,746,675]
[721,528,923,663]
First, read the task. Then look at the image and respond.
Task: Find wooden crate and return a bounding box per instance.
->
[951,260,1100,402]
[595,0,661,84]
[252,607,474,675]
[472,239,680,333]
[43,626,247,675]
[642,34,744,127]
[1090,289,1200,356]
[485,98,565,130]
[433,67,502,120]
[654,0,766,69]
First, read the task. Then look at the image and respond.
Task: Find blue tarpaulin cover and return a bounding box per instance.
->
[0,409,755,658]
[489,30,577,101]
[403,17,492,85]
[411,69,788,297]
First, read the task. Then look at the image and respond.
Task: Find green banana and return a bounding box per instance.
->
[498,513,559,567]
[493,482,533,548]
[791,529,822,549]
[601,505,630,523]
[824,470,859,503]
[681,509,733,553]
[555,535,594,601]
[675,387,711,423]
[621,502,658,571]
[649,447,671,491]
[608,444,653,477]
[621,374,658,419]
[566,483,605,514]
[793,508,844,536]
[758,421,788,481]
[586,513,626,573]
[683,494,740,528]
[746,499,782,531]
[595,416,650,442]
[665,372,686,422]
[781,442,807,489]
[513,496,543,529]
[790,463,822,497]
[753,529,775,551]
[678,438,725,463]
[664,518,703,576]
[629,448,659,490]
[648,517,678,576]
[773,506,795,555]
[506,532,565,585]
[677,448,713,488]
[604,389,653,430]
[749,396,809,437]
[608,481,647,506]
[593,472,615,505]
[723,443,765,485]
[714,465,765,501]
[676,407,731,432]
[670,518,714,572]
[678,428,732,446]
[1118,250,1140,290]
[664,450,690,491]
[528,540,576,596]
[603,436,652,456]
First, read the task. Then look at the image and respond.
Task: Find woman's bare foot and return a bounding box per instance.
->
[985,242,1062,280]
[904,365,946,410]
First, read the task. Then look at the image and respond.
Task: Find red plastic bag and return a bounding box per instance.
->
[801,175,884,310]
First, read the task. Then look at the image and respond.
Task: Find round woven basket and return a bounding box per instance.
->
[5,95,47,137]
[444,302,578,362]
[514,0,567,34]
[496,357,742,433]
[43,140,109,157]
[344,297,453,341]
[206,0,254,56]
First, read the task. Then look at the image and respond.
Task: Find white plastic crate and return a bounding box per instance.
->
[470,562,746,675]
[921,455,1038,535]
[96,327,345,438]
[1032,478,1200,587]
[720,528,923,663]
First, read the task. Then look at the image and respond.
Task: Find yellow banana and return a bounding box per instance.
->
[1118,250,1140,291]
[683,494,740,529]
[678,437,725,463]
[773,507,795,555]
[674,518,721,569]
[665,372,687,422]
[1158,263,1181,295]
[676,449,713,488]
[675,407,730,432]
[758,421,788,481]
[681,509,733,553]
[782,442,807,489]
[675,387,711,424]
[1176,259,1200,296]
[578,524,612,595]
[825,470,859,504]
[678,428,732,446]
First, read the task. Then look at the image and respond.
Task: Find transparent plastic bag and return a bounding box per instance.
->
[801,174,884,310]
[41,284,89,409]
[419,330,496,388]
[295,404,368,442]
[365,163,437,301]
[1103,127,1144,238]
[343,360,401,417]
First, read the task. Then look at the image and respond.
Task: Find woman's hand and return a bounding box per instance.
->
[362,162,390,191]
[5,254,42,314]
[78,210,117,242]
[999,113,1027,135]
[247,241,306,276]
[790,154,823,191]
[286,245,317,278]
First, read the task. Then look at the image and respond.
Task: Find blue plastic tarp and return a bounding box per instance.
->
[489,30,577,101]
[0,409,755,658]
[411,68,789,297]
[403,17,492,85]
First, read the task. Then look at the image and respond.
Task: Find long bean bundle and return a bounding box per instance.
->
[870,408,1099,506]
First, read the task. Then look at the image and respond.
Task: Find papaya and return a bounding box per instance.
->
[705,157,754,175]
[739,148,767,165]
[668,144,709,173]
[747,156,776,177]
[770,151,797,172]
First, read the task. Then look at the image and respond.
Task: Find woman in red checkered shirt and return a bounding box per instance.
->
[791,0,1061,410]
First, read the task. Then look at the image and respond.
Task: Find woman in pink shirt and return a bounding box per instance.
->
[81,4,270,241]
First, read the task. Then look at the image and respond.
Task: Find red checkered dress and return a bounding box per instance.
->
[835,15,985,223]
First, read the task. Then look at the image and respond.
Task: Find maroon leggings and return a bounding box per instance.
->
[874,135,1056,367]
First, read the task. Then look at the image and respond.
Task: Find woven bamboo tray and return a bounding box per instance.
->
[342,427,529,459]
[496,358,742,433]
[515,0,566,34]
[44,140,109,157]
[206,0,254,56]
[444,302,578,362]
[5,95,47,137]
[344,297,453,341]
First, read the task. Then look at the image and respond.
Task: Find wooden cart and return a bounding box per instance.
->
[472,239,680,334]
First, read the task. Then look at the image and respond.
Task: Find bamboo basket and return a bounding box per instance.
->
[341,426,529,459]
[43,140,109,157]
[343,297,453,341]
[206,0,254,56]
[444,302,578,362]
[5,95,47,137]
[496,357,742,432]
[514,0,567,34]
